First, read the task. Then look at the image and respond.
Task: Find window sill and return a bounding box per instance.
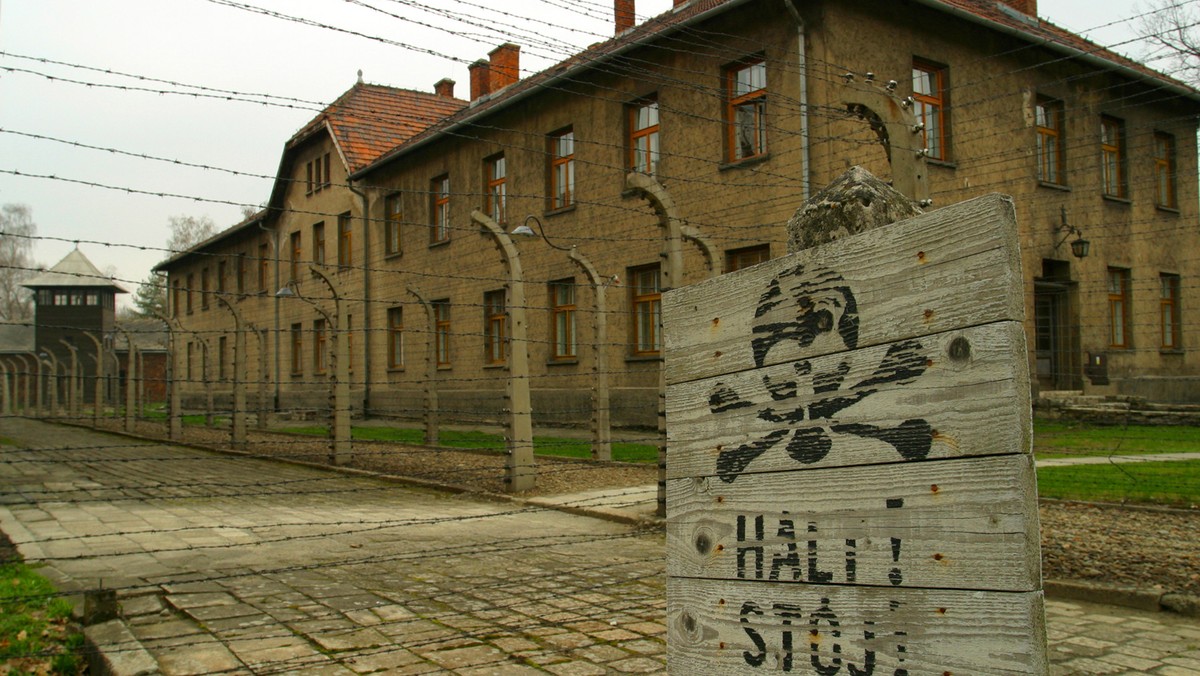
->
[1155,204,1181,215]
[625,353,662,363]
[384,252,403,261]
[927,158,956,169]
[483,363,508,370]
[544,204,577,218]
[1160,349,1185,356]
[437,364,452,371]
[719,153,771,172]
[428,239,451,250]
[387,366,405,373]
[547,358,579,366]
[1101,194,1131,206]
[1037,181,1071,192]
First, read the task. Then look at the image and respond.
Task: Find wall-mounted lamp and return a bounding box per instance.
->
[510,216,619,286]
[1055,207,1090,259]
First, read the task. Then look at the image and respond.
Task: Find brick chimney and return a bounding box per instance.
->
[434,78,455,99]
[469,60,490,100]
[615,0,635,34]
[488,43,520,93]
[998,0,1037,15]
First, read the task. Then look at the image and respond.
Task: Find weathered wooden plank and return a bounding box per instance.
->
[666,321,1030,480]
[662,193,1021,386]
[668,577,1047,675]
[667,454,1040,590]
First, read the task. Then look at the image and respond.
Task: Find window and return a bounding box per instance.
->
[725,244,770,273]
[1161,274,1181,349]
[630,264,661,355]
[484,290,507,365]
[550,279,576,360]
[186,273,195,314]
[912,60,947,161]
[323,151,331,188]
[314,155,323,192]
[1101,116,1126,198]
[431,175,450,244]
[726,58,767,162]
[630,97,660,174]
[187,342,194,381]
[258,243,269,292]
[201,268,210,309]
[53,292,68,306]
[290,323,303,374]
[85,293,98,306]
[1036,97,1065,184]
[237,254,247,295]
[338,212,352,268]
[384,193,402,256]
[434,300,451,366]
[218,335,227,381]
[486,154,507,224]
[550,128,575,209]
[290,231,302,282]
[306,161,314,195]
[1108,267,1130,348]
[217,261,226,294]
[172,280,182,317]
[313,223,325,265]
[313,318,328,374]
[1154,132,1176,208]
[387,307,404,369]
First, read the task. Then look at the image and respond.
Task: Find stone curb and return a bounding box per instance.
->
[1044,579,1200,618]
[84,619,161,676]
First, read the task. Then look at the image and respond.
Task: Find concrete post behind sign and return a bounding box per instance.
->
[664,170,1045,674]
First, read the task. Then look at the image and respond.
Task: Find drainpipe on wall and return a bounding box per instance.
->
[347,179,371,413]
[783,0,810,201]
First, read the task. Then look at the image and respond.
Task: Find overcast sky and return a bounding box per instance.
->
[0,0,1157,307]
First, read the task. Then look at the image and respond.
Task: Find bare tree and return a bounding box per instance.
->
[131,215,218,317]
[0,204,40,321]
[166,215,218,254]
[1139,0,1200,86]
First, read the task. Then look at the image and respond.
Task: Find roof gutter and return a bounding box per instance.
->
[912,0,1200,103]
[352,0,759,179]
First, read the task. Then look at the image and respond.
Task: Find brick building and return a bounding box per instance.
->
[157,0,1200,428]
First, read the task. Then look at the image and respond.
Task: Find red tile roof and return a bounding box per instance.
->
[358,0,1197,177]
[289,82,467,173]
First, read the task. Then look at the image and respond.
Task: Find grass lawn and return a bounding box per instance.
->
[1033,418,1200,459]
[0,562,85,674]
[279,425,659,463]
[1036,459,1200,507]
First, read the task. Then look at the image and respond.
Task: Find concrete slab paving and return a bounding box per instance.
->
[3,419,1200,675]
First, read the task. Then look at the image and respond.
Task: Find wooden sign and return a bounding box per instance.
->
[663,193,1046,674]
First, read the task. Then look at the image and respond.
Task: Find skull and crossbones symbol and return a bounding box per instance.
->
[709,263,933,483]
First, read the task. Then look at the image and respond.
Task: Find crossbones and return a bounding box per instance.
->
[709,263,933,483]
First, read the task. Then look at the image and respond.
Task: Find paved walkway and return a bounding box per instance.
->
[1037,452,1200,467]
[2,418,1198,675]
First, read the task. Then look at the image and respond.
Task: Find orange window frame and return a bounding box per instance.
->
[387,307,404,369]
[1107,268,1130,348]
[1154,133,1176,208]
[550,280,576,360]
[313,222,325,265]
[1101,116,1125,197]
[912,60,946,161]
[434,301,451,366]
[486,155,507,224]
[550,129,575,210]
[313,319,328,374]
[431,176,450,243]
[290,324,303,374]
[484,290,507,365]
[631,265,661,355]
[384,194,402,256]
[1160,274,1180,349]
[629,98,660,174]
[725,58,767,162]
[290,231,302,282]
[1036,98,1064,184]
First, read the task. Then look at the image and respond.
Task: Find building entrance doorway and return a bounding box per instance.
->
[1034,259,1080,391]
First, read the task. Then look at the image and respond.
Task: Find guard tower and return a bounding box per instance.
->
[23,248,128,403]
